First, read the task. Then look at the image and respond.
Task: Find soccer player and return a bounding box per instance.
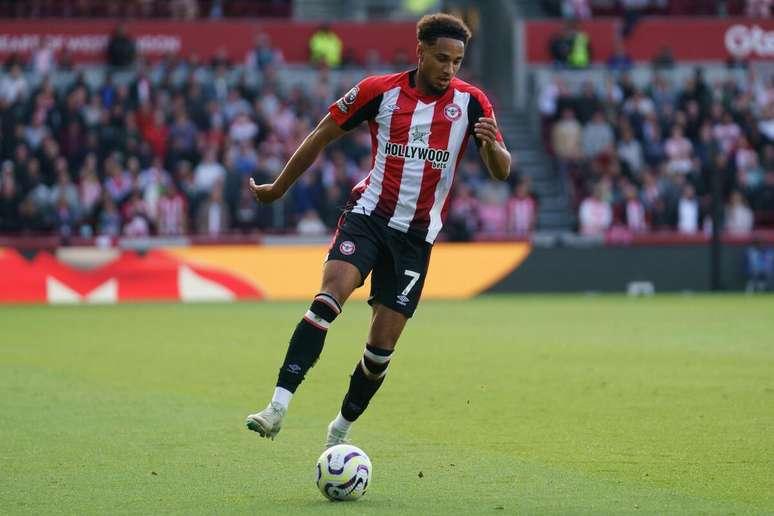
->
[245,13,511,446]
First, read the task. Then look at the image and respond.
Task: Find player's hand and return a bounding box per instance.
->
[474,117,499,146]
[249,178,282,203]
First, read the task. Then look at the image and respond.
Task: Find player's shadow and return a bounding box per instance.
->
[286,498,397,512]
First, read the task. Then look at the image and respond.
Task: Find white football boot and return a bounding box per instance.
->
[325,420,351,448]
[245,402,286,440]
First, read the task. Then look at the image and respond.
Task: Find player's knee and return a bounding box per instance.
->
[367,335,398,352]
[304,292,342,330]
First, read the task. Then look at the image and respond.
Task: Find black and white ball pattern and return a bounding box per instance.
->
[315,444,372,501]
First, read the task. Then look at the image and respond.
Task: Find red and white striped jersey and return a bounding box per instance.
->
[328,69,503,244]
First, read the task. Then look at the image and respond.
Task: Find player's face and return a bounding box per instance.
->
[417,37,465,94]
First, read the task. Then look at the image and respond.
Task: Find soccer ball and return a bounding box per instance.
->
[315,444,372,501]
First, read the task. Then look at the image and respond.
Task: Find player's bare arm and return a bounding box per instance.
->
[249,113,346,203]
[475,116,511,181]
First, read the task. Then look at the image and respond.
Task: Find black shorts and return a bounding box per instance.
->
[326,212,432,318]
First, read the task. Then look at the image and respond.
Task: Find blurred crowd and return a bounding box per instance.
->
[0,0,292,19]
[543,0,770,20]
[0,35,524,240]
[540,66,774,236]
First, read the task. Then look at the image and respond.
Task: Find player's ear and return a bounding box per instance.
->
[416,42,423,63]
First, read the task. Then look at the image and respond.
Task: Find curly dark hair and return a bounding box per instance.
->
[416,13,471,46]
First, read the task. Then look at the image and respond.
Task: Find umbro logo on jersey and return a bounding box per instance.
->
[385,104,400,112]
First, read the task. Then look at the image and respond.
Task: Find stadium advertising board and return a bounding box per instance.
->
[525,18,774,63]
[0,243,529,304]
[0,20,415,63]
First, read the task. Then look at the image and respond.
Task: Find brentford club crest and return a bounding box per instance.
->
[339,241,356,255]
[443,103,462,122]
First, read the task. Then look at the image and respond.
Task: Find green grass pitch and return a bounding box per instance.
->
[1,295,772,514]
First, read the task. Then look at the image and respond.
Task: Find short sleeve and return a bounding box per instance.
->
[467,90,504,148]
[328,76,384,131]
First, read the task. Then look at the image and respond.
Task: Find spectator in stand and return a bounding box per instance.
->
[746,0,772,18]
[552,108,583,163]
[309,24,342,68]
[664,125,694,175]
[506,181,537,236]
[736,136,763,192]
[621,0,649,36]
[622,181,647,233]
[579,183,612,236]
[24,111,49,151]
[157,182,188,236]
[753,170,774,216]
[0,163,21,232]
[677,183,700,234]
[22,160,51,228]
[574,80,601,125]
[549,24,572,66]
[477,182,508,235]
[246,33,283,72]
[32,45,56,75]
[0,64,29,104]
[49,159,79,215]
[582,111,615,159]
[617,122,644,178]
[446,182,480,242]
[562,0,591,19]
[97,193,122,237]
[79,164,102,224]
[296,210,327,236]
[103,156,133,204]
[52,191,78,238]
[726,190,755,235]
[138,156,171,221]
[168,110,198,161]
[106,23,137,69]
[713,112,742,156]
[651,46,675,70]
[745,239,774,292]
[193,147,226,197]
[196,182,229,235]
[122,190,151,237]
[606,40,633,73]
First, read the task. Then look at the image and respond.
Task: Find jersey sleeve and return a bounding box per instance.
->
[467,90,504,148]
[328,76,384,131]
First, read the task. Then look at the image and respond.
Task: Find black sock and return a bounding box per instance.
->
[340,344,393,422]
[276,293,341,393]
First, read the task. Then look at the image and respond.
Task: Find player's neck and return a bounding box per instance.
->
[413,70,445,98]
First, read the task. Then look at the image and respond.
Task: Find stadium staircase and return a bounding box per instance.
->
[496,108,575,232]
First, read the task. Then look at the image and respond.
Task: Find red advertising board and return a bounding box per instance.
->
[0,20,416,64]
[526,17,774,63]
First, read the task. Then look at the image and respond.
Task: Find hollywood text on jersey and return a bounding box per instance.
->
[383,142,451,170]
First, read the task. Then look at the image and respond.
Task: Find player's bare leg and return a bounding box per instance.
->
[246,260,361,439]
[326,303,407,447]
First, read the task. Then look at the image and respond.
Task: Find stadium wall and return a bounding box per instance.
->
[484,245,751,294]
[0,240,765,304]
[524,17,774,63]
[0,20,416,64]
